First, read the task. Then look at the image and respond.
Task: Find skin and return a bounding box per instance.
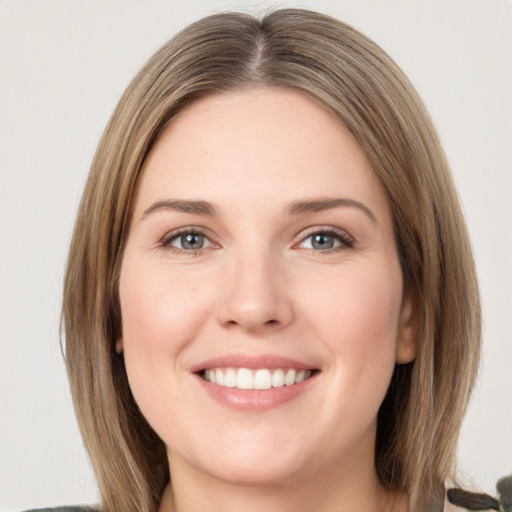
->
[118,88,416,512]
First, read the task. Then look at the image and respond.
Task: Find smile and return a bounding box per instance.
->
[192,355,319,410]
[202,368,314,390]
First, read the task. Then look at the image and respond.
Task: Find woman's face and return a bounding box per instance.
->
[119,88,415,486]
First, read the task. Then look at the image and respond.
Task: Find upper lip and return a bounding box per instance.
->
[189,354,317,373]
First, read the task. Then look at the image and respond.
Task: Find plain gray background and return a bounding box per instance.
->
[1,0,511,510]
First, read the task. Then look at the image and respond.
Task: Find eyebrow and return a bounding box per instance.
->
[286,197,376,223]
[142,199,218,219]
[141,197,376,223]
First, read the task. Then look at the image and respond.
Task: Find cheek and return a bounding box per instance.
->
[118,258,212,432]
[119,260,210,355]
[300,262,403,373]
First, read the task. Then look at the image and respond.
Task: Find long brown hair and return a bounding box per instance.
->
[62,9,481,512]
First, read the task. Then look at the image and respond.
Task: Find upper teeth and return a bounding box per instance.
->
[203,368,312,390]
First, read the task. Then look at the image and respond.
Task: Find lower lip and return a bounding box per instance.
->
[194,372,318,411]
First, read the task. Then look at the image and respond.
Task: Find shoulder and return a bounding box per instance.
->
[23,507,98,512]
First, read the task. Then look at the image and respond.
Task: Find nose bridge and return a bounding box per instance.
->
[217,242,293,332]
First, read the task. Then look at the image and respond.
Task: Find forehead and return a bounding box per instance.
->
[135,87,389,218]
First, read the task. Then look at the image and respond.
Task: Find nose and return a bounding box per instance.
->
[216,249,294,334]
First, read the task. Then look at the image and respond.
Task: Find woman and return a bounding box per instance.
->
[59,8,480,512]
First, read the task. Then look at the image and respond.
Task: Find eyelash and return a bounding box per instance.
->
[159,225,354,255]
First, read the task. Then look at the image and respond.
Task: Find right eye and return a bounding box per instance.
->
[162,230,214,253]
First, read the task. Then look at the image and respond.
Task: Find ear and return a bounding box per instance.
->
[115,339,124,354]
[396,291,417,364]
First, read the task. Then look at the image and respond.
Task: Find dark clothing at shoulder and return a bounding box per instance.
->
[24,507,98,512]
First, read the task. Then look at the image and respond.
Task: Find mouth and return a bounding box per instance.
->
[199,367,317,390]
[191,354,319,410]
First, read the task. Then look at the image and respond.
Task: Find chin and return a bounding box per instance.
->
[200,455,309,487]
[171,428,314,486]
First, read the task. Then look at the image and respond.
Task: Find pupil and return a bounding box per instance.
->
[182,234,203,250]
[312,234,334,249]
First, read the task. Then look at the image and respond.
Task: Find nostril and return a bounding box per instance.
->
[225,318,279,330]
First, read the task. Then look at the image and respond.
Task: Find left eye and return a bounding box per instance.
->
[299,231,349,250]
[167,232,212,251]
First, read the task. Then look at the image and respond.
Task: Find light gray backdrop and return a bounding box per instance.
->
[1,0,511,510]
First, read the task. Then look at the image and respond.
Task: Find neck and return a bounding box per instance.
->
[158,453,408,512]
